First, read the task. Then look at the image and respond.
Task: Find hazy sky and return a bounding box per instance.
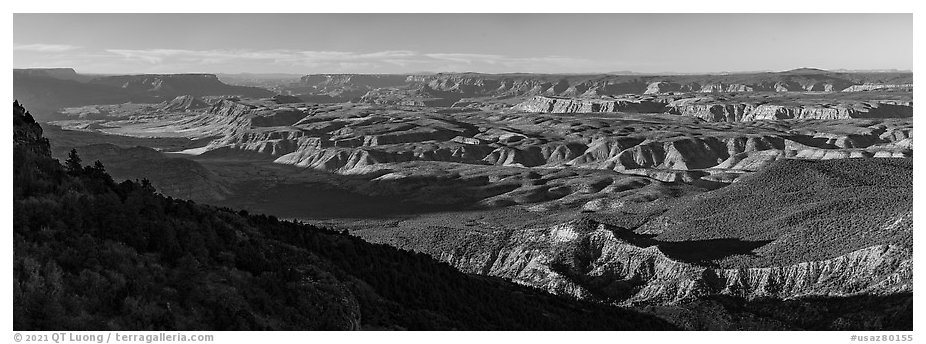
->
[13,13,913,74]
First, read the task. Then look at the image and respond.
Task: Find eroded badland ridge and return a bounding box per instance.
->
[14,67,913,330]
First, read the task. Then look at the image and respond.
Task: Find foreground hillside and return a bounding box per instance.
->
[12,101,675,330]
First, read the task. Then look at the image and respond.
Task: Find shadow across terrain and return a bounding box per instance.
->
[609,226,773,266]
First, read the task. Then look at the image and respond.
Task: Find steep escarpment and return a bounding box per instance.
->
[474,216,910,305]
[14,73,147,120]
[842,83,914,92]
[511,96,667,113]
[664,98,913,122]
[356,211,911,331]
[13,68,91,82]
[89,74,272,98]
[415,74,651,98]
[512,95,913,123]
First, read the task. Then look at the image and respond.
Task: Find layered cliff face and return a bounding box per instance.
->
[365,210,911,315]
[475,218,911,305]
[513,95,914,123]
[842,83,913,92]
[664,100,913,122]
[357,158,912,310]
[644,82,698,94]
[415,75,652,98]
[511,96,667,113]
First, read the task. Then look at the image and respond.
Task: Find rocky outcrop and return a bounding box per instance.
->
[512,96,666,113]
[13,101,51,157]
[274,147,410,173]
[514,95,913,120]
[158,95,210,112]
[209,129,312,156]
[404,207,912,306]
[359,88,460,107]
[572,135,783,172]
[842,83,913,92]
[699,83,755,93]
[665,101,913,122]
[415,75,651,98]
[644,82,698,94]
[350,157,911,309]
[665,100,754,122]
[168,99,257,138]
[743,103,913,121]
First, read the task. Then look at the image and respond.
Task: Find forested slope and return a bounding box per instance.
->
[12,100,674,330]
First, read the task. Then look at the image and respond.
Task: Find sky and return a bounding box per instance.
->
[13,13,914,75]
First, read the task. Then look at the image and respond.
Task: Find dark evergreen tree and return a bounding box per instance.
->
[65,149,82,173]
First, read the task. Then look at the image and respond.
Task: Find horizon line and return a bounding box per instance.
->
[13,66,915,76]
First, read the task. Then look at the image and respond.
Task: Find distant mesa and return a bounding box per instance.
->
[14,68,273,120]
[13,68,90,82]
[279,69,912,108]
